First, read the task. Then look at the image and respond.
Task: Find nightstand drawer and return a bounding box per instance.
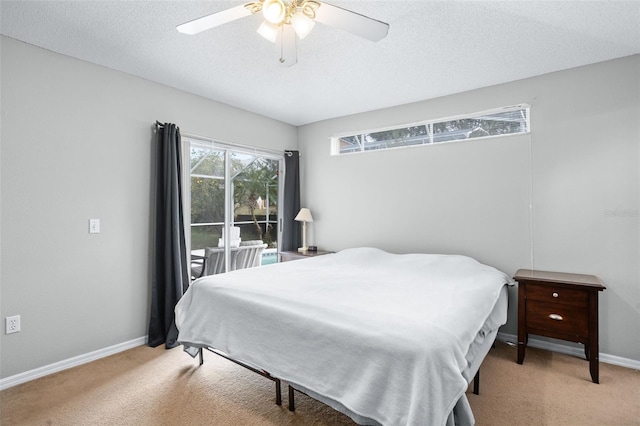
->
[526,300,589,337]
[526,283,588,307]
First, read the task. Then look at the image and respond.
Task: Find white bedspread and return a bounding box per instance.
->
[175,247,512,426]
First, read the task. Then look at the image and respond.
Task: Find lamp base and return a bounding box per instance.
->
[298,247,308,252]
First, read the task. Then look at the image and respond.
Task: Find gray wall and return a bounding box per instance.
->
[298,55,640,361]
[1,34,638,380]
[0,36,297,378]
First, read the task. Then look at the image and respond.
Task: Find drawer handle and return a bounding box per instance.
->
[552,292,559,298]
[549,313,564,321]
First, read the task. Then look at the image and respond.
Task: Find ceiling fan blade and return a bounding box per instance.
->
[278,25,297,67]
[177,4,253,35]
[313,2,389,42]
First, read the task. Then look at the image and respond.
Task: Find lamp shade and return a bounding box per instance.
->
[295,208,314,222]
[257,20,279,43]
[291,12,315,39]
[263,0,286,24]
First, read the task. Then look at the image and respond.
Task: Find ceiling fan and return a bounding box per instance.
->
[177,0,389,67]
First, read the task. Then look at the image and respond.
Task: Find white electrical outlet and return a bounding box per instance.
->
[89,219,100,234]
[6,315,20,334]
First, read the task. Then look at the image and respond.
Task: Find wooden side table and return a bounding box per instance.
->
[279,249,333,262]
[515,269,606,383]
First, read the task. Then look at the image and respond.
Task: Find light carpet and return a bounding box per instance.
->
[1,341,638,425]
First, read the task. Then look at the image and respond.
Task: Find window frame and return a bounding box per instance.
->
[181,134,285,272]
[330,104,530,155]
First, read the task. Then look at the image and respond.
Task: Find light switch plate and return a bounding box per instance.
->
[89,219,100,234]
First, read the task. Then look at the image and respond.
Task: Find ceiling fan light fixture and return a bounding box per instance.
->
[291,11,315,39]
[180,0,389,66]
[257,20,279,43]
[263,0,286,24]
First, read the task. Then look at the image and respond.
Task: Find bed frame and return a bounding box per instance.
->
[286,367,482,412]
[198,347,283,406]
[196,345,484,413]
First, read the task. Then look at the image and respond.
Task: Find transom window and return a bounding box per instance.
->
[330,104,530,155]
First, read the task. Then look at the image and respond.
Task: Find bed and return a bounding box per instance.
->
[175,247,513,425]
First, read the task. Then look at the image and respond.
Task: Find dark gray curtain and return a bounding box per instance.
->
[148,122,189,348]
[281,150,301,251]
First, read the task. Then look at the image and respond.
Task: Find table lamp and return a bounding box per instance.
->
[294,208,314,252]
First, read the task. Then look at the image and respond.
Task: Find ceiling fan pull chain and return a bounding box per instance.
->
[279,25,285,63]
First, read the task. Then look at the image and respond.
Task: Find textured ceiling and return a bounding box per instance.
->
[1,1,639,126]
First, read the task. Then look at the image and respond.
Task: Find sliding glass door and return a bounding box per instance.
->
[184,136,283,277]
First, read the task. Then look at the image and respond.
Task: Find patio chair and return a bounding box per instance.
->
[191,246,230,279]
[235,241,268,270]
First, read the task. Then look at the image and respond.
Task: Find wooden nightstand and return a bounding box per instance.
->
[279,250,333,262]
[515,269,606,383]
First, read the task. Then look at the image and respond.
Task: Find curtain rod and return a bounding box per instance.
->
[155,121,174,129]
[154,122,298,157]
[182,130,295,158]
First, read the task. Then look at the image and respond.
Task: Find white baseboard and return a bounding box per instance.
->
[497,332,640,371]
[2,334,638,391]
[0,336,147,391]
